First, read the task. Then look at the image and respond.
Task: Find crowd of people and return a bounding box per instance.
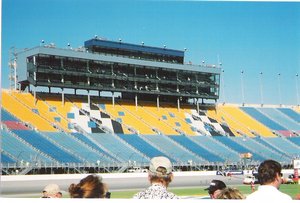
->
[41,157,297,200]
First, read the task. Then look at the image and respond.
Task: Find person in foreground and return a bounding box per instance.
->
[69,174,110,198]
[133,156,179,199]
[204,179,227,199]
[246,159,292,200]
[216,187,245,199]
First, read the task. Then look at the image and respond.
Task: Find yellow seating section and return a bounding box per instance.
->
[102,99,156,135]
[3,90,295,137]
[39,95,74,132]
[207,105,275,137]
[2,91,56,131]
[137,101,180,135]
[13,92,72,132]
[157,103,196,135]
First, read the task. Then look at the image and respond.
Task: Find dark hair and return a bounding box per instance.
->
[69,175,107,198]
[149,167,173,187]
[258,159,282,185]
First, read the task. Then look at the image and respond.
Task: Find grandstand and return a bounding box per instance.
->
[1,37,299,175]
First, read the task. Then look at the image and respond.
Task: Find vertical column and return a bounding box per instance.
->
[112,92,115,107]
[135,94,138,110]
[157,95,160,110]
[87,90,90,108]
[177,97,180,111]
[33,86,37,106]
[61,88,65,106]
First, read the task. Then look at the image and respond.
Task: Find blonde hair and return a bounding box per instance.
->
[69,175,107,198]
[216,187,245,199]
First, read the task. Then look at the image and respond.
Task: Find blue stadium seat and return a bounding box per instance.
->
[213,136,265,161]
[43,132,115,164]
[169,135,224,162]
[142,134,206,163]
[189,136,241,163]
[241,107,287,131]
[12,130,81,163]
[118,134,176,162]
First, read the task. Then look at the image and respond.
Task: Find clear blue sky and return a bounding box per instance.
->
[2,0,300,105]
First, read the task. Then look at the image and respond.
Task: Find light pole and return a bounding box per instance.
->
[259,72,264,106]
[296,74,299,106]
[240,70,245,105]
[277,73,282,106]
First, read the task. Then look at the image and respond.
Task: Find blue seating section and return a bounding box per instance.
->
[189,136,241,162]
[253,137,288,157]
[71,133,117,161]
[1,108,18,121]
[43,132,113,164]
[266,137,300,155]
[213,136,265,161]
[1,153,15,163]
[241,107,287,131]
[277,108,300,123]
[118,134,175,162]
[142,134,206,163]
[257,108,300,131]
[86,133,149,163]
[231,137,290,162]
[169,135,224,162]
[288,137,300,146]
[2,129,52,163]
[12,130,81,163]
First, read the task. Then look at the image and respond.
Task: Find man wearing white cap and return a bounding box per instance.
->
[42,183,62,198]
[133,156,179,199]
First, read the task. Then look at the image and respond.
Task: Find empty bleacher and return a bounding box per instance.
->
[265,137,300,156]
[1,129,53,163]
[169,135,224,162]
[118,134,175,161]
[1,152,15,163]
[257,107,300,135]
[212,136,266,161]
[240,107,288,135]
[231,136,290,163]
[189,136,241,163]
[2,91,56,131]
[85,133,149,163]
[43,132,114,164]
[12,129,82,163]
[277,108,300,123]
[142,134,207,163]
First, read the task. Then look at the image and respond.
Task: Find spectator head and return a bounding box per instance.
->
[69,174,109,198]
[216,187,245,199]
[43,184,62,198]
[257,159,282,188]
[205,180,227,199]
[148,156,174,187]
